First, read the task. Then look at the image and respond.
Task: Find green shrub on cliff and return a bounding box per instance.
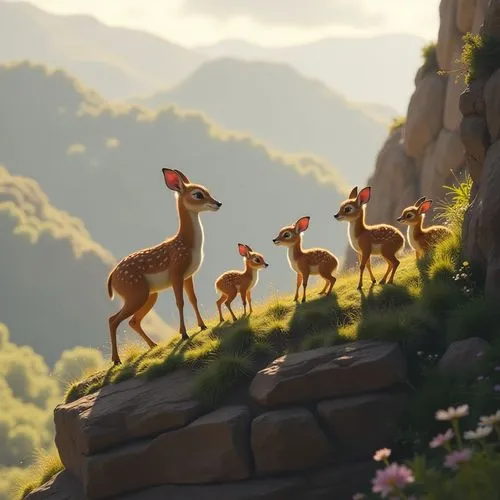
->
[421,41,438,76]
[461,33,500,84]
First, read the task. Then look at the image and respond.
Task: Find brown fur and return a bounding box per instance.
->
[334,186,404,289]
[397,197,452,260]
[273,216,338,303]
[215,244,268,322]
[106,169,221,365]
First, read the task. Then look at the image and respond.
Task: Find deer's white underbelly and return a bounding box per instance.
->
[145,270,172,292]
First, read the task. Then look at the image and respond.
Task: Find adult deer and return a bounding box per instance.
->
[106,169,222,365]
[273,216,338,303]
[215,243,269,322]
[397,197,452,260]
[334,186,404,289]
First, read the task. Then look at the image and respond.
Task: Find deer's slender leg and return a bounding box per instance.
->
[184,276,207,330]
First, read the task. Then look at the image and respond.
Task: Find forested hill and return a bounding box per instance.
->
[133,58,390,185]
[0,165,171,364]
[0,61,348,323]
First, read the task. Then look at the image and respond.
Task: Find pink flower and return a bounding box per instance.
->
[373,448,392,462]
[444,448,473,470]
[372,463,415,498]
[429,428,454,448]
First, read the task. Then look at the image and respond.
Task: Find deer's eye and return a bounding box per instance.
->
[192,191,204,200]
[406,213,413,219]
[253,257,260,264]
[283,232,291,239]
[344,206,353,213]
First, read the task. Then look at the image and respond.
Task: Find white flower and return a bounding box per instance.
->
[373,448,392,462]
[479,410,500,426]
[435,404,469,421]
[464,425,493,440]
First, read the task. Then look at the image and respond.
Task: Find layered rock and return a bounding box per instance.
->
[462,0,500,296]
[345,0,486,267]
[28,340,406,500]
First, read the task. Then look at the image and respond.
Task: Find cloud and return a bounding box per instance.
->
[180,0,383,28]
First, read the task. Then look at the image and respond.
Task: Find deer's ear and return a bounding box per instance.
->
[419,199,433,214]
[415,196,427,207]
[238,243,250,257]
[245,244,253,252]
[174,170,190,184]
[295,216,310,234]
[163,168,185,193]
[349,186,358,199]
[357,187,371,206]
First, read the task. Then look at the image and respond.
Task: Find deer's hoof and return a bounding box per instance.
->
[200,324,208,331]
[181,333,190,340]
[113,359,122,366]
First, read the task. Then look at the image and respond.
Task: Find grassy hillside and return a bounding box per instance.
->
[0,1,205,99]
[196,34,426,113]
[0,165,171,364]
[134,58,390,185]
[0,61,348,323]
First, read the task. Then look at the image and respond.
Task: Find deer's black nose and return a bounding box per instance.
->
[216,201,222,208]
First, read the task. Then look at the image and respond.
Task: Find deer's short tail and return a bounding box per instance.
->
[107,271,114,299]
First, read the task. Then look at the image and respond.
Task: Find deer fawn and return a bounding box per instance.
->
[397,197,452,260]
[334,186,404,289]
[273,216,338,303]
[215,244,269,322]
[106,169,222,365]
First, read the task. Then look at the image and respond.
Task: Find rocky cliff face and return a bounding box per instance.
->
[462,0,500,296]
[26,341,406,500]
[345,0,489,267]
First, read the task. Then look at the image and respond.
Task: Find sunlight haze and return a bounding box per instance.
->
[14,0,440,47]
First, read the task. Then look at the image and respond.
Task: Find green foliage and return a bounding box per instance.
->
[0,323,104,499]
[421,42,438,76]
[435,173,473,235]
[193,353,254,408]
[461,33,500,84]
[389,116,406,133]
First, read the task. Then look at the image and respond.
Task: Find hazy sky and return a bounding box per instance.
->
[24,0,440,47]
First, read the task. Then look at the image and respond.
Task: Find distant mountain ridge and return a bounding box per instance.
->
[134,58,391,185]
[196,34,427,113]
[0,1,205,99]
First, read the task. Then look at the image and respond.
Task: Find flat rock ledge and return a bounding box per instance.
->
[44,340,405,499]
[250,340,406,407]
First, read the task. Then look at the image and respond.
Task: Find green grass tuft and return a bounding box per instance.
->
[193,353,254,408]
[16,450,63,499]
